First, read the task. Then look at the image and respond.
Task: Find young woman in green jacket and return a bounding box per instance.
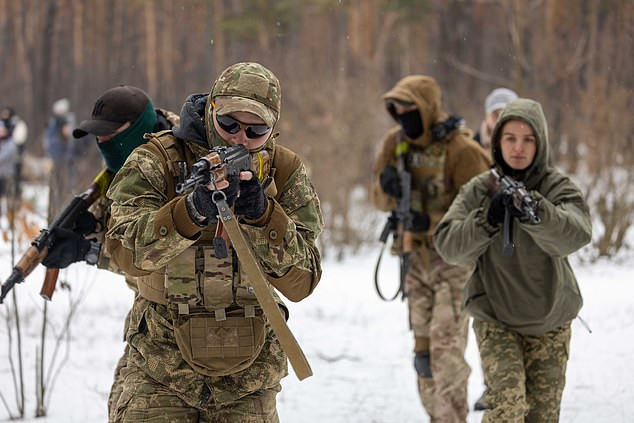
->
[433,98,592,423]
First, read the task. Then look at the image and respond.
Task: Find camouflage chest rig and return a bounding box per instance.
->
[402,138,449,237]
[139,130,300,376]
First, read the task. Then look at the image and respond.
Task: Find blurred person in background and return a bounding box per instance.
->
[434,98,591,422]
[45,98,77,218]
[0,106,28,216]
[371,75,490,422]
[474,88,518,151]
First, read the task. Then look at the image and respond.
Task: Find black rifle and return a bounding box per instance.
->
[0,169,112,303]
[490,168,541,256]
[375,142,412,301]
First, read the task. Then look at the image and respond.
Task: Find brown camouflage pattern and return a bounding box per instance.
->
[110,298,284,422]
[473,319,571,423]
[407,247,472,422]
[207,62,281,145]
[211,62,281,117]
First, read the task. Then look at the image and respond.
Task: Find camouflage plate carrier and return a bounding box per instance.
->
[135,130,300,377]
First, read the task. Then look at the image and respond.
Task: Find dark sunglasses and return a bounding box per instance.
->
[215,114,271,139]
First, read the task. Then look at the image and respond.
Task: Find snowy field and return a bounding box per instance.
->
[1,214,633,422]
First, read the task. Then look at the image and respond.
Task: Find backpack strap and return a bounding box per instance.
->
[142,130,188,199]
[271,144,301,201]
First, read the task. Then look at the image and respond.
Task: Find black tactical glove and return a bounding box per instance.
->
[185,175,239,226]
[234,175,268,220]
[411,211,431,232]
[379,165,402,198]
[486,191,523,226]
[73,209,99,235]
[42,227,96,269]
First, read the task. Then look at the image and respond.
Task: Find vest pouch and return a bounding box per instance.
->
[201,245,234,310]
[165,247,203,306]
[172,310,266,376]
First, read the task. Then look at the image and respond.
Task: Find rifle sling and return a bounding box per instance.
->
[215,197,312,381]
[373,240,401,302]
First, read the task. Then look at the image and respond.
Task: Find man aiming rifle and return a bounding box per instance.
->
[371,75,490,422]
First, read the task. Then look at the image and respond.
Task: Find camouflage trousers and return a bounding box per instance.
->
[406,246,471,423]
[111,366,281,423]
[108,344,129,421]
[473,319,571,423]
[110,297,287,422]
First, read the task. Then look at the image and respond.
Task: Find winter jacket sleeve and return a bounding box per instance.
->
[433,174,498,267]
[371,130,399,212]
[105,145,202,276]
[239,162,324,302]
[519,174,592,256]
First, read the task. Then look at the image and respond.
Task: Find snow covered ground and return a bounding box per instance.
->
[1,216,633,422]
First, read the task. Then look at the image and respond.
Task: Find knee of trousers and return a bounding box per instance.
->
[414,352,432,378]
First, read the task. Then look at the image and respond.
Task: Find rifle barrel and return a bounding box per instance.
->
[0,268,24,303]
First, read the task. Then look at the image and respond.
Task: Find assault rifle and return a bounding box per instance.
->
[176,145,252,195]
[490,167,541,256]
[375,141,412,301]
[0,169,113,304]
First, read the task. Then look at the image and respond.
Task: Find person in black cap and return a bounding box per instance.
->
[41,85,179,421]
[73,85,179,173]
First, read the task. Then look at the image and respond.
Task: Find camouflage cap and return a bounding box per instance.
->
[208,62,281,128]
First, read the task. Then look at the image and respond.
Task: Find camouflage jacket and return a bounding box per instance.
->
[105,130,323,307]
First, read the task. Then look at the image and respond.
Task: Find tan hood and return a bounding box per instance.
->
[382,75,448,147]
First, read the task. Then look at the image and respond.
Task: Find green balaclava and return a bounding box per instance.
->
[204,62,281,148]
[96,100,157,172]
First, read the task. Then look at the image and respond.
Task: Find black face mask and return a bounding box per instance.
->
[397,110,423,139]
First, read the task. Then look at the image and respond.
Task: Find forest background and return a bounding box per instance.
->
[0,0,632,260]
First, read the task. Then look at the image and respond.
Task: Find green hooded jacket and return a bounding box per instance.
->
[433,99,592,335]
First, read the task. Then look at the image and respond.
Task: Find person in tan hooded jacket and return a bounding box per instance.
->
[372,75,490,422]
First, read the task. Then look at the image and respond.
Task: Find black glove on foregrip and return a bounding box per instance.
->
[486,191,523,226]
[74,210,99,235]
[379,165,402,198]
[42,227,94,269]
[411,211,431,232]
[186,175,239,226]
[234,176,268,220]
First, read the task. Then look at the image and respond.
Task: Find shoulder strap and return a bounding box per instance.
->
[271,144,301,200]
[143,131,187,198]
